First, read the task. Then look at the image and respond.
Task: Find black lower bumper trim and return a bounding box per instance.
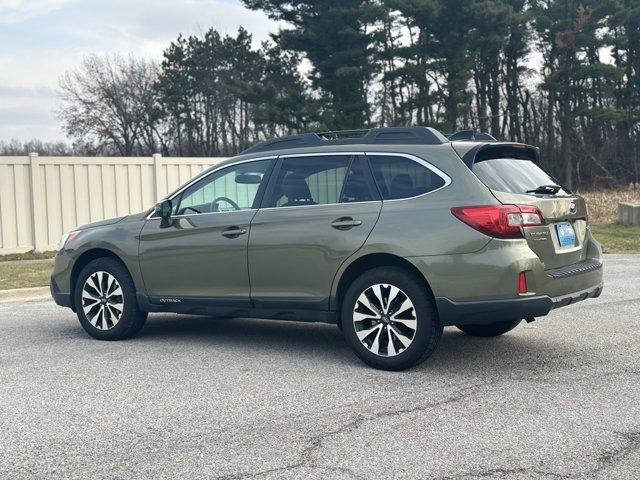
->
[436,296,553,326]
[549,284,603,309]
[50,282,72,309]
[436,283,603,326]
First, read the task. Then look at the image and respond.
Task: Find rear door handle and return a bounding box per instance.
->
[221,226,247,238]
[331,217,362,230]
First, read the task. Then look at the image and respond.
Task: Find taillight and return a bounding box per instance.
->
[451,204,544,239]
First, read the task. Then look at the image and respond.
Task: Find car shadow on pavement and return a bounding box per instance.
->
[106,313,604,374]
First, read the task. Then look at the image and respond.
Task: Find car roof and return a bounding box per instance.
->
[240,127,449,155]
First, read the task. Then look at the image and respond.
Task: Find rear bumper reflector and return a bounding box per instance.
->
[518,271,528,294]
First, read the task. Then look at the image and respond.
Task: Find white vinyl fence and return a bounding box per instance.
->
[0,154,226,254]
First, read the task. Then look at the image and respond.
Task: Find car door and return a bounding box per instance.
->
[248,153,382,310]
[138,158,274,304]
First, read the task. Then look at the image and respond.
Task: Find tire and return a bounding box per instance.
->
[456,319,521,337]
[340,267,442,371]
[74,257,148,341]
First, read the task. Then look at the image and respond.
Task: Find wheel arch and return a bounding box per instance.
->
[331,252,435,314]
[70,248,130,310]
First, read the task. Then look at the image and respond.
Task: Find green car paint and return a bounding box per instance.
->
[51,132,603,331]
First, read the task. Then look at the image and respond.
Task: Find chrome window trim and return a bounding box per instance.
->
[146,150,452,219]
[365,151,452,202]
[145,155,277,220]
[261,151,452,211]
[278,151,366,158]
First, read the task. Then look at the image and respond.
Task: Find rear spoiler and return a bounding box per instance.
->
[447,130,497,142]
[451,142,540,168]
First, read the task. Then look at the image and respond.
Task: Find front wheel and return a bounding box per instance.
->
[341,267,442,371]
[74,257,148,340]
[456,319,521,337]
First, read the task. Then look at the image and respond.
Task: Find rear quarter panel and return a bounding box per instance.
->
[363,144,498,257]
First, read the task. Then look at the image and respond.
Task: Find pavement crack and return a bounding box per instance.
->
[213,384,484,480]
[584,430,640,477]
[510,368,640,385]
[434,431,640,480]
[435,466,570,479]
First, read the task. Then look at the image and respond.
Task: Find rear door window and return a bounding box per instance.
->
[267,155,377,207]
[340,156,377,203]
[472,158,570,195]
[268,155,348,207]
[368,154,447,200]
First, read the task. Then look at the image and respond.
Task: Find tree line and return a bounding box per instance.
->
[50,0,640,189]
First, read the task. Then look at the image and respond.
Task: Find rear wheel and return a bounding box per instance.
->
[456,319,521,337]
[74,257,147,340]
[341,267,442,371]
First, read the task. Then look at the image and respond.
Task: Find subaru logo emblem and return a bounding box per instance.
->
[569,202,577,214]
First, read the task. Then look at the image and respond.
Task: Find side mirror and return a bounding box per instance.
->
[154,199,173,228]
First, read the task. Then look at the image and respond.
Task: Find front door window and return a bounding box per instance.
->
[176,159,272,215]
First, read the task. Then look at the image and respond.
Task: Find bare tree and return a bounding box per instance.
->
[0,139,74,156]
[58,54,161,156]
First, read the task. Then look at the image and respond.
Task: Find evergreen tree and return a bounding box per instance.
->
[243,0,384,129]
[55,1,640,187]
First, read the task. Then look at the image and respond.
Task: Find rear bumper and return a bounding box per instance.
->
[436,283,603,326]
[409,229,604,326]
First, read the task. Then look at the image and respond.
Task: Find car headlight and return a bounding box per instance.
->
[59,230,80,250]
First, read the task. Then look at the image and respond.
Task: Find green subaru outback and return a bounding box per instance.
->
[51,127,603,370]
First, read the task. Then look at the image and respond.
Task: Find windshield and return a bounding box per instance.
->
[471,158,571,196]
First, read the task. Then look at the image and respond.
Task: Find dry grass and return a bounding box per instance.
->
[0,258,54,290]
[577,187,640,224]
[590,224,640,253]
[0,250,57,262]
[576,188,640,253]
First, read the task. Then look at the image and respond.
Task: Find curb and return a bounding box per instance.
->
[0,286,50,304]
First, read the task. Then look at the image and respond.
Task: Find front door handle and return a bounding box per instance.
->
[221,226,247,238]
[331,217,363,230]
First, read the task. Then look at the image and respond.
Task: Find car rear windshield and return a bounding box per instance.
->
[471,158,571,196]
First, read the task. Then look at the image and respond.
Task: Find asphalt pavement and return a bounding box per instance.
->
[1,254,639,479]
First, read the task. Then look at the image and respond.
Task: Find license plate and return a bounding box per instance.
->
[556,222,576,248]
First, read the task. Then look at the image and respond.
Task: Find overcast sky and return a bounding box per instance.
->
[0,0,279,142]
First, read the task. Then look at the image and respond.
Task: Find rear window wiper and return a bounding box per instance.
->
[526,184,561,195]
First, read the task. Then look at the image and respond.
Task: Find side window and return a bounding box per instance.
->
[269,155,352,207]
[368,154,446,200]
[176,159,272,215]
[340,156,377,203]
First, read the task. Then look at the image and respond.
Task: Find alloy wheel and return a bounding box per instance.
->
[81,271,124,330]
[352,283,417,357]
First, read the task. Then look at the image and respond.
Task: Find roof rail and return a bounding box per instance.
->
[447,130,497,142]
[240,126,448,154]
[317,129,370,139]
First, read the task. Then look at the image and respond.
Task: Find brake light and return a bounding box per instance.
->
[451,204,544,239]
